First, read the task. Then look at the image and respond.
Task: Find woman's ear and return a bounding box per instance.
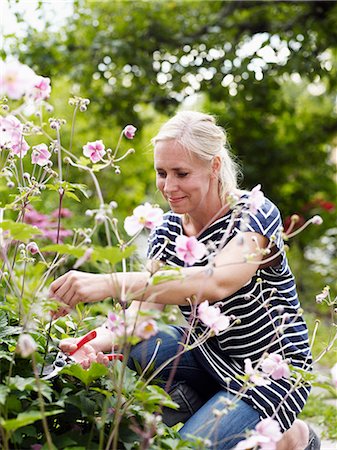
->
[211,155,221,178]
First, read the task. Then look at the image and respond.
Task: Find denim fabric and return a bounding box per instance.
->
[128,325,261,449]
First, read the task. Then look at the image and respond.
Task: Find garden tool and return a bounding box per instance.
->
[42,329,123,380]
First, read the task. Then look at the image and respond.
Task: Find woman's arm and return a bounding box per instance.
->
[50,231,268,313]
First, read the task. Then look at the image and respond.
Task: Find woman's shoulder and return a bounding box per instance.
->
[236,189,281,219]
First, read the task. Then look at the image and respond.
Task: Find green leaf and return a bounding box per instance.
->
[0,385,10,405]
[0,220,40,242]
[0,409,63,432]
[0,350,14,362]
[40,244,86,258]
[71,183,90,199]
[8,376,36,392]
[59,362,109,387]
[151,267,183,285]
[64,191,81,202]
[92,163,107,172]
[91,244,135,264]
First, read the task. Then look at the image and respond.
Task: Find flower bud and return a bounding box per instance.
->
[85,209,94,217]
[95,213,105,223]
[109,201,118,209]
[16,333,37,357]
[27,242,39,255]
[311,215,323,225]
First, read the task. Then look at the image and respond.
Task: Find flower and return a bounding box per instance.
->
[107,312,125,336]
[123,124,137,139]
[311,215,323,225]
[31,144,51,166]
[29,76,51,101]
[26,242,39,255]
[0,115,30,157]
[124,203,163,236]
[248,184,265,214]
[16,333,37,358]
[0,59,36,100]
[175,235,206,265]
[331,362,337,387]
[83,140,106,163]
[316,286,330,303]
[244,358,271,386]
[235,418,282,450]
[51,208,73,218]
[135,319,158,340]
[198,300,230,335]
[261,353,290,380]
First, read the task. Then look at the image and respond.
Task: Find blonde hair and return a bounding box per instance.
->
[151,111,240,203]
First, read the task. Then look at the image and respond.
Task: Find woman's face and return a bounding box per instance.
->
[154,140,219,216]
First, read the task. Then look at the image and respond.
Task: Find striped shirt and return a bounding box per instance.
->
[147,194,312,431]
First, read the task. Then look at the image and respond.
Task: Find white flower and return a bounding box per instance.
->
[124,203,163,236]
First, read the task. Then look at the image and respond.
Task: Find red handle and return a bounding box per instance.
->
[106,353,124,361]
[68,330,97,356]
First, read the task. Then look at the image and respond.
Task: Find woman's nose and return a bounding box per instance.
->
[164,174,178,193]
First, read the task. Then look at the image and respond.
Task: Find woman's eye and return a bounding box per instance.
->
[157,172,166,178]
[177,172,188,178]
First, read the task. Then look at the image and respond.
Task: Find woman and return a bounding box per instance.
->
[50,111,319,449]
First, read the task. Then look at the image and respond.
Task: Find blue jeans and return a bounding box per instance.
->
[128,326,261,449]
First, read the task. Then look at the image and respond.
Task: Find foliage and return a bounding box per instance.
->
[6,0,337,233]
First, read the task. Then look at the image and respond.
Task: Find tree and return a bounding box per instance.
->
[4,0,337,227]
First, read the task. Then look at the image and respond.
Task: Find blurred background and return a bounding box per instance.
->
[2,0,336,334]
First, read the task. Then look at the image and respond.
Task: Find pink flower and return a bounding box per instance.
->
[123,124,137,139]
[261,353,290,380]
[135,319,158,340]
[31,445,43,450]
[29,76,51,101]
[198,300,230,335]
[175,235,206,265]
[0,59,36,100]
[11,139,30,158]
[0,115,30,157]
[235,418,282,450]
[124,203,163,236]
[31,144,51,166]
[311,215,323,225]
[16,333,37,358]
[244,358,271,386]
[315,286,329,303]
[51,208,73,218]
[249,184,265,214]
[26,242,39,255]
[107,312,125,336]
[83,140,106,163]
[331,362,337,387]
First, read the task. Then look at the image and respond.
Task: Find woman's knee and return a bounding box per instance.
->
[127,326,183,372]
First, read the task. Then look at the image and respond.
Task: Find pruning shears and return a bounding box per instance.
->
[42,330,123,380]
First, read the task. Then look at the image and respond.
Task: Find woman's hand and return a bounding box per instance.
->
[59,326,117,369]
[59,339,110,369]
[49,271,115,317]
